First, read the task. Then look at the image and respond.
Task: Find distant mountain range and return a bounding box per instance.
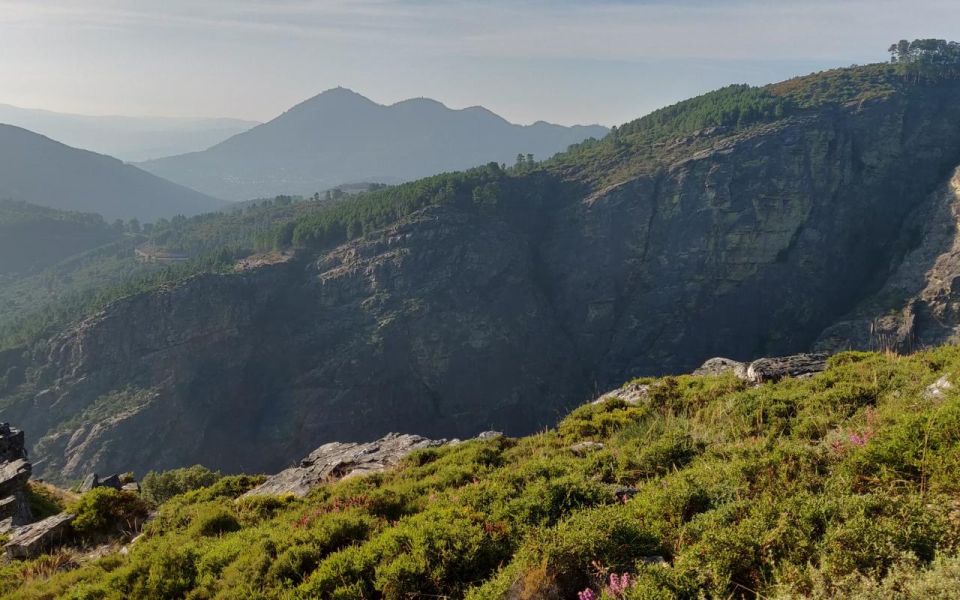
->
[0,124,224,222]
[0,103,258,162]
[138,88,609,201]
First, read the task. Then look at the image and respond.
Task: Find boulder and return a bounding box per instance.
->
[78,472,129,493]
[693,357,747,378]
[745,353,829,383]
[243,433,449,498]
[570,441,605,456]
[592,381,650,405]
[98,474,123,490]
[925,375,954,400]
[4,512,75,560]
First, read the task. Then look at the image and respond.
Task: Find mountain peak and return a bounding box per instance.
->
[140,90,607,201]
[317,86,367,99]
[283,87,379,116]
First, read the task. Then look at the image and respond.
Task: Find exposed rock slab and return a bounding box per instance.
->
[592,381,650,405]
[4,512,74,559]
[243,433,449,498]
[744,353,828,383]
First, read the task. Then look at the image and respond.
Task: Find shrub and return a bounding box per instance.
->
[236,493,299,525]
[70,488,151,537]
[140,465,221,505]
[187,504,241,537]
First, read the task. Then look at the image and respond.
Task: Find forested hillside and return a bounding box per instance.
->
[0,194,340,351]
[0,201,120,276]
[0,125,224,221]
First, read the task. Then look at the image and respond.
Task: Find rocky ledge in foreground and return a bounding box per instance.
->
[244,433,453,497]
[596,352,830,406]
[244,431,504,498]
[694,352,829,383]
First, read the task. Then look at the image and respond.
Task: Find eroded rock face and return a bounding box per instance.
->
[818,168,960,353]
[0,424,32,528]
[5,81,960,482]
[243,433,450,497]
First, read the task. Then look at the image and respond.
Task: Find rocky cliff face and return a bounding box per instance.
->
[0,424,33,532]
[817,166,960,352]
[4,77,960,482]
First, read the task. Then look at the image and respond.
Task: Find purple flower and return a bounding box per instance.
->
[849,433,866,447]
[607,572,634,596]
[578,589,597,600]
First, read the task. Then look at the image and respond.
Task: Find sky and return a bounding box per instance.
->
[0,0,958,127]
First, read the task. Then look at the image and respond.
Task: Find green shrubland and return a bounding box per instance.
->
[5,347,960,597]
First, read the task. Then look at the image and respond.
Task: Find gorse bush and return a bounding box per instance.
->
[9,346,960,598]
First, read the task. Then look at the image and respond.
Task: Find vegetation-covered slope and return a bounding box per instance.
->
[0,194,341,351]
[5,348,960,598]
[0,201,120,276]
[0,125,224,222]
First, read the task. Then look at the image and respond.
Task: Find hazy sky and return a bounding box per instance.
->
[1,0,957,127]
